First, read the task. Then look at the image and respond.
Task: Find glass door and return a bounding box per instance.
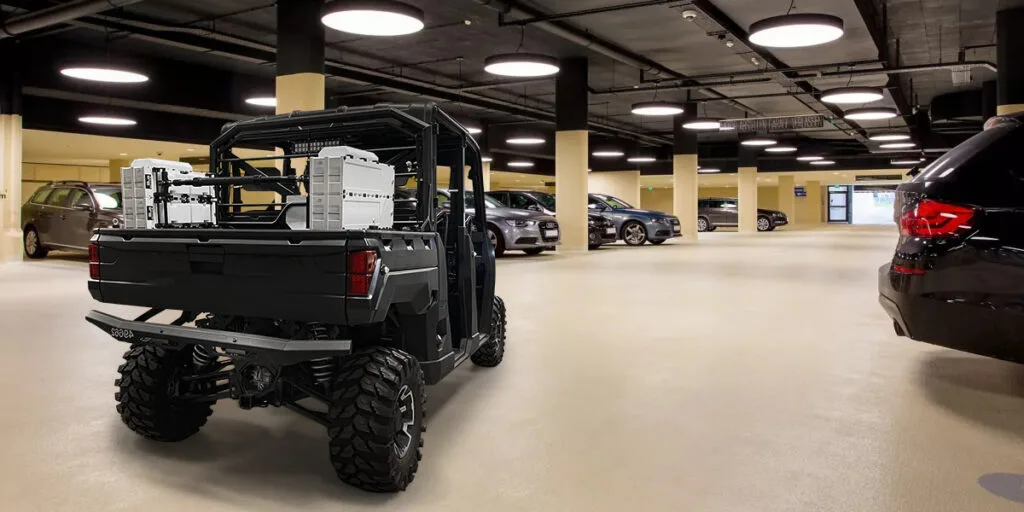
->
[828,185,850,223]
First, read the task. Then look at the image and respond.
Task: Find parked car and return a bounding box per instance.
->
[21,180,123,258]
[487,190,616,249]
[878,113,1024,364]
[437,189,559,256]
[697,197,788,232]
[588,193,680,246]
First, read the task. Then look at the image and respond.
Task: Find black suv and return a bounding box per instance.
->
[879,114,1024,364]
[697,197,788,232]
[21,181,123,258]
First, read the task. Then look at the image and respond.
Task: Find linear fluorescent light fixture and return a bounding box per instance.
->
[870,132,911,141]
[797,155,824,161]
[481,156,493,163]
[507,160,534,168]
[844,107,898,120]
[321,0,425,36]
[631,101,684,116]
[683,118,722,130]
[79,116,136,126]
[464,126,482,134]
[719,125,736,131]
[879,142,917,149]
[820,86,884,104]
[698,168,721,173]
[506,136,545,145]
[764,145,797,153]
[891,158,924,165]
[748,13,844,48]
[741,137,777,146]
[627,156,657,163]
[484,53,560,77]
[60,67,148,83]
[245,96,277,107]
[810,160,836,165]
[592,150,625,157]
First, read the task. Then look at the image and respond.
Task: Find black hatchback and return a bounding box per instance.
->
[878,114,1024,363]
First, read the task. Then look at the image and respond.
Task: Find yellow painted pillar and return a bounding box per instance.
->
[737,166,758,232]
[0,114,21,262]
[481,160,491,191]
[556,130,589,252]
[776,174,796,224]
[672,154,698,240]
[805,180,823,225]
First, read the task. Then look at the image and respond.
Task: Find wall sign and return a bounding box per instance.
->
[721,115,824,133]
[794,186,806,197]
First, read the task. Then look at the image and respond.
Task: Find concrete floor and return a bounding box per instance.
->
[3,226,1024,511]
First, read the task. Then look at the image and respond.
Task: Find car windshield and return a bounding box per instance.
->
[465,191,503,209]
[532,192,556,210]
[92,187,122,210]
[599,195,633,209]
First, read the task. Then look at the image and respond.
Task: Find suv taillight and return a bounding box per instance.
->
[347,250,379,297]
[899,199,975,238]
[88,242,100,280]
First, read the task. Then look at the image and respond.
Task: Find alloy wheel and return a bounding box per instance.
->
[624,223,646,245]
[488,229,498,247]
[24,231,38,254]
[757,217,771,231]
[697,218,708,232]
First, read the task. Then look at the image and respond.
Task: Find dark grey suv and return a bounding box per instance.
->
[697,197,788,232]
[21,181,123,258]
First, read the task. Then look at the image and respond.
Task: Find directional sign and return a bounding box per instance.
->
[720,115,824,133]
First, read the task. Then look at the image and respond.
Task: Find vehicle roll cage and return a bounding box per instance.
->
[202,103,486,233]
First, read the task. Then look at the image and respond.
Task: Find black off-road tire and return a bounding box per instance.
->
[115,345,214,442]
[328,347,426,492]
[471,296,506,367]
[23,227,48,259]
[523,247,544,255]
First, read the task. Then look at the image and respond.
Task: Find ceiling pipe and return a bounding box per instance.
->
[498,0,677,26]
[0,0,145,38]
[471,0,761,116]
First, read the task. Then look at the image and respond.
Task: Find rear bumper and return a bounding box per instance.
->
[878,263,1024,363]
[85,310,352,366]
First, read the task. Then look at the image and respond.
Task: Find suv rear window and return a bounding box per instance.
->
[44,188,73,207]
[29,187,53,204]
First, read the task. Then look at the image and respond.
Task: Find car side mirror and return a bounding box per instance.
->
[74,203,94,212]
[526,204,541,212]
[588,204,605,211]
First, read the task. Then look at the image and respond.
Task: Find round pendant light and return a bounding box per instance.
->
[797,155,824,161]
[592,150,625,157]
[810,160,836,165]
[879,141,916,149]
[321,0,425,36]
[631,101,684,116]
[683,118,722,130]
[870,132,911,141]
[821,86,884,104]
[891,158,924,165]
[698,168,721,173]
[79,116,136,126]
[719,125,736,131]
[484,53,560,77]
[764,145,797,153]
[748,13,844,48]
[60,67,148,84]
[844,107,898,120]
[506,135,545,145]
[481,156,493,163]
[627,156,657,163]
[741,137,777,146]
[465,127,482,135]
[507,160,534,168]
[245,96,277,107]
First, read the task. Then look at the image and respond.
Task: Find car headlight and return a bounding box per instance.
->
[505,219,537,228]
[652,217,670,225]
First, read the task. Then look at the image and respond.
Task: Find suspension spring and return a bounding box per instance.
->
[192,344,217,368]
[306,323,335,387]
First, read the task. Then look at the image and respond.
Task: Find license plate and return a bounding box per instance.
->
[544,229,558,238]
[605,227,615,235]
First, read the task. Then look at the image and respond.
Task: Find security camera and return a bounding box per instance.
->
[681,9,698,21]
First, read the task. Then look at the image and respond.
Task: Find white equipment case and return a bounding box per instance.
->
[308,146,395,230]
[121,159,217,229]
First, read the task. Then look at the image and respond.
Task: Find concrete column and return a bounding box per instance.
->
[481,160,491,191]
[776,174,796,224]
[588,170,640,207]
[737,148,758,233]
[0,55,22,262]
[998,7,1024,115]
[805,180,823,225]
[672,104,698,240]
[555,57,589,252]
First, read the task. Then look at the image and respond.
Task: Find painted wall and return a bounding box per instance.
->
[589,171,640,207]
[642,186,783,213]
[21,162,109,203]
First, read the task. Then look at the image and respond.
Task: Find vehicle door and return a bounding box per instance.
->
[39,187,74,246]
[22,186,53,232]
[62,188,99,249]
[589,195,626,231]
[715,199,739,226]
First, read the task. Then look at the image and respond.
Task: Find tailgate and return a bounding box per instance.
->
[90,229,357,324]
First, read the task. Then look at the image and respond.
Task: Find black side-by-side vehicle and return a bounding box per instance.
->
[86,105,507,493]
[879,113,1024,364]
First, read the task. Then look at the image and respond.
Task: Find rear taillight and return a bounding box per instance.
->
[88,242,100,280]
[347,250,378,297]
[899,199,974,238]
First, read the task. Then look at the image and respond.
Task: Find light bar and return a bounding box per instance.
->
[245,96,277,107]
[631,101,684,116]
[844,107,898,120]
[797,155,824,161]
[764,145,797,153]
[820,86,884,104]
[60,67,149,83]
[592,150,625,157]
[79,116,136,126]
[484,53,560,77]
[741,137,777,146]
